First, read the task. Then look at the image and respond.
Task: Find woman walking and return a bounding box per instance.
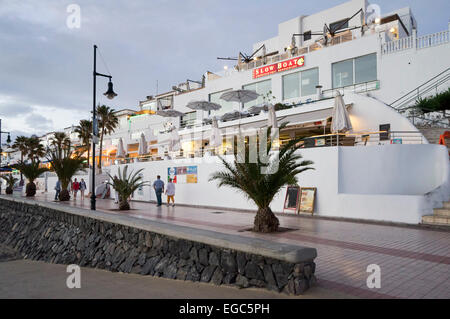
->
[79,178,87,199]
[166,178,175,207]
[72,178,80,200]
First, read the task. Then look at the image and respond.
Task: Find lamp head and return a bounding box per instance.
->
[104,79,117,100]
[6,134,11,144]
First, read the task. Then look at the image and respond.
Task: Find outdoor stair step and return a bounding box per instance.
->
[434,208,450,217]
[422,215,450,226]
[443,202,450,210]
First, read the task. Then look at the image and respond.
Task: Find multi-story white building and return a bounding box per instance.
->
[30,0,450,225]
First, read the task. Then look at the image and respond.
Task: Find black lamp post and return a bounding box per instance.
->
[0,118,12,195]
[91,44,117,210]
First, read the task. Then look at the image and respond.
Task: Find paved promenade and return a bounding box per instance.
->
[15,193,450,298]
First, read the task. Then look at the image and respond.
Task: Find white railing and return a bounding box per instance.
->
[382,30,449,54]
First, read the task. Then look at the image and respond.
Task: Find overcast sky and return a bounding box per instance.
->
[0,0,449,141]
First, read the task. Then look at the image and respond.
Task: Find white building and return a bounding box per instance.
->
[34,0,450,225]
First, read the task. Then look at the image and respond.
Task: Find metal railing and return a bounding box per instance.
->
[322,80,380,98]
[381,30,450,55]
[390,67,450,111]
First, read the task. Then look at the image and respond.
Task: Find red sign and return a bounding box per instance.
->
[253,56,305,79]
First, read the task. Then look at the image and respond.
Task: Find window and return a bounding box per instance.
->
[330,19,349,33]
[332,53,377,88]
[332,59,354,88]
[355,54,377,84]
[303,31,311,41]
[209,89,235,116]
[242,79,272,109]
[142,101,157,112]
[283,72,300,100]
[180,111,196,128]
[301,68,319,96]
[282,68,319,100]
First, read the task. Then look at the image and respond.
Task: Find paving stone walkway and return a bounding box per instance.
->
[20,194,450,298]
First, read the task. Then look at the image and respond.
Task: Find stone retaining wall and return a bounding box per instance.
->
[0,197,317,295]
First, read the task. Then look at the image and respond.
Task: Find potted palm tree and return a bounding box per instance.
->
[14,161,48,197]
[97,105,119,171]
[106,165,149,210]
[46,132,86,201]
[1,174,18,195]
[210,125,314,233]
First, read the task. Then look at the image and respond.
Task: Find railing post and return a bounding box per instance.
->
[412,29,417,51]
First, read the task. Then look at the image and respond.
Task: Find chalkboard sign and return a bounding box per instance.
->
[283,186,300,212]
[379,124,391,141]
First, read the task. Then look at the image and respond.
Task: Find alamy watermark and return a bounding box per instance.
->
[366,264,381,289]
[66,264,81,288]
[66,4,81,29]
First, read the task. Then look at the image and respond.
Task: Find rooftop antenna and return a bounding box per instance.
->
[156,80,158,95]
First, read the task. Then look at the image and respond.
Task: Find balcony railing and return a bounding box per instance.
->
[381,29,450,55]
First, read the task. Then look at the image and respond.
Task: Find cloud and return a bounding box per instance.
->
[0,0,448,138]
[25,113,53,131]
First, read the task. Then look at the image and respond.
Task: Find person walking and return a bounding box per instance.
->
[72,178,80,200]
[153,175,164,207]
[79,178,87,199]
[165,178,175,207]
[54,180,61,201]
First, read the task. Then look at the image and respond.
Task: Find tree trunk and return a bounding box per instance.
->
[25,182,36,197]
[119,199,130,210]
[59,189,70,201]
[5,187,13,195]
[253,207,279,233]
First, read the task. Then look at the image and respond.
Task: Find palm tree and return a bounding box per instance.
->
[75,119,93,168]
[209,125,314,233]
[1,174,18,195]
[46,132,86,201]
[12,135,29,183]
[25,136,46,164]
[97,105,119,171]
[13,161,49,197]
[106,165,149,210]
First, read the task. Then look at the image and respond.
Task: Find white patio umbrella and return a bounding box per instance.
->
[209,116,222,147]
[267,104,278,129]
[137,133,148,156]
[331,92,352,145]
[116,138,126,158]
[186,101,221,112]
[156,109,185,117]
[220,89,259,110]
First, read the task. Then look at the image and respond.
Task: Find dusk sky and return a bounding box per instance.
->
[0,0,449,141]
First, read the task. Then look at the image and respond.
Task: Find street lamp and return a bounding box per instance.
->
[0,118,12,195]
[91,44,117,210]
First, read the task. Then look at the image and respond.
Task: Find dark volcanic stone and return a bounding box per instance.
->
[201,265,217,282]
[198,248,208,266]
[272,263,289,289]
[211,268,224,285]
[235,275,249,288]
[244,261,264,280]
[176,268,188,281]
[222,273,236,285]
[236,252,247,274]
[163,263,178,279]
[208,251,219,266]
[221,252,237,273]
[141,256,161,275]
[154,257,170,273]
[263,264,278,291]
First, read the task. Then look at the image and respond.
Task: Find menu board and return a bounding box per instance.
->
[168,166,198,184]
[283,186,300,212]
[298,187,316,215]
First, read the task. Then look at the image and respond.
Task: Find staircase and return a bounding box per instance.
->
[422,202,450,227]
